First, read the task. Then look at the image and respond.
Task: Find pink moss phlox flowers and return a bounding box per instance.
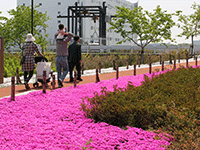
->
[1,65,191,149]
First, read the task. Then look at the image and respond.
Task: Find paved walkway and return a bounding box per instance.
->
[0,59,199,99]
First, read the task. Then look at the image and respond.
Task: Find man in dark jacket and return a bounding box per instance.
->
[68,35,83,82]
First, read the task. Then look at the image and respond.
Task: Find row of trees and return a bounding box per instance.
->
[0,3,200,56]
[110,2,200,61]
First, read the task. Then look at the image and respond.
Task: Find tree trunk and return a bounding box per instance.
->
[191,34,194,56]
[141,47,144,64]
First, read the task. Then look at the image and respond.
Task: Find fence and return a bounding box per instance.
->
[2,51,198,79]
[7,43,200,54]
[46,45,187,54]
[9,53,199,101]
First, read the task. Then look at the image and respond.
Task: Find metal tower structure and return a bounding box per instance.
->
[57,2,107,45]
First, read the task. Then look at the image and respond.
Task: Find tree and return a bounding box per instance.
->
[176,2,200,55]
[109,5,175,63]
[0,5,50,53]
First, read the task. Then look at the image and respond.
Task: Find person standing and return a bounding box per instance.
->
[22,33,43,89]
[68,35,83,82]
[55,24,73,88]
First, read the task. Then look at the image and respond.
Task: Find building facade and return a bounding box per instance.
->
[17,0,138,46]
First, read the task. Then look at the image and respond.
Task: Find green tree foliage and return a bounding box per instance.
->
[109,5,176,62]
[0,5,50,52]
[176,2,200,54]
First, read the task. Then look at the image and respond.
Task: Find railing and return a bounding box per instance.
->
[7,40,200,54]
[8,53,199,101]
[47,45,185,54]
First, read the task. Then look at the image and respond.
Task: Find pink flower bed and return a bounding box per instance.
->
[0,70,174,150]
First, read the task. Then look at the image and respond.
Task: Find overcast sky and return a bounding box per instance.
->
[1,0,200,44]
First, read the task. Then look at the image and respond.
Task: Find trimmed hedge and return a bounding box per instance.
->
[81,66,200,149]
[3,49,193,77]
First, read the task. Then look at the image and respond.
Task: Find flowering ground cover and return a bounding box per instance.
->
[0,70,174,149]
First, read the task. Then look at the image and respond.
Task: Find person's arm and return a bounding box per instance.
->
[64,32,74,43]
[21,44,25,53]
[55,30,64,39]
[68,45,71,61]
[55,33,59,39]
[78,45,82,63]
[33,43,43,57]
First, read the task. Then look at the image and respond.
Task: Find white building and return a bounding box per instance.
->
[17,0,138,46]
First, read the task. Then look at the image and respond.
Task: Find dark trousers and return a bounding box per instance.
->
[24,71,34,83]
[69,61,81,79]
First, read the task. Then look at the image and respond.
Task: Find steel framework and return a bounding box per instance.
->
[57,2,107,45]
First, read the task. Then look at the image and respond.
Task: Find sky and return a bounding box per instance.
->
[127,0,200,44]
[0,0,200,44]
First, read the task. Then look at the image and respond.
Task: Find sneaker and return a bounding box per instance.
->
[77,78,83,81]
[69,78,74,82]
[58,79,63,87]
[24,82,30,90]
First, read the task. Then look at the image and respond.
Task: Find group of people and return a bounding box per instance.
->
[21,23,82,89]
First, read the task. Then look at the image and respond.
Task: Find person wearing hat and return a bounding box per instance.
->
[22,33,43,89]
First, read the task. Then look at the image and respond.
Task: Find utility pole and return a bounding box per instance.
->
[31,0,34,35]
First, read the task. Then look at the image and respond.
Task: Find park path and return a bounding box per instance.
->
[0,60,199,98]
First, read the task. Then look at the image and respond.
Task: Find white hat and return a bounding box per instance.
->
[25,33,35,42]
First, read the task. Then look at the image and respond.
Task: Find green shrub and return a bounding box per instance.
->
[81,66,200,149]
[4,53,23,77]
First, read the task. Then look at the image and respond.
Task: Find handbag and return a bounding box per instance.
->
[20,43,32,65]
